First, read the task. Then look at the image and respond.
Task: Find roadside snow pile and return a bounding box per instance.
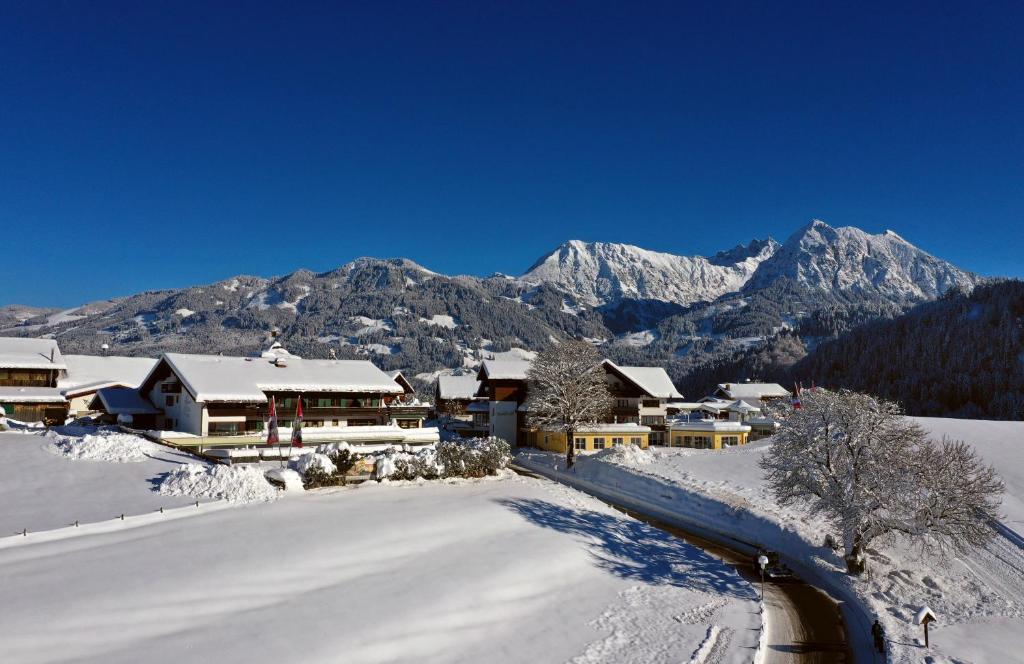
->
[289,452,336,475]
[593,442,656,467]
[50,429,157,463]
[159,464,281,503]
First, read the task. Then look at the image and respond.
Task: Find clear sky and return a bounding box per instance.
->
[1,1,1021,307]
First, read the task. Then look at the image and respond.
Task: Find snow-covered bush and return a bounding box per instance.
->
[436,436,511,478]
[388,447,441,481]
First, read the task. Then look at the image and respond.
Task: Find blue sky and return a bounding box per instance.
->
[1,1,1021,307]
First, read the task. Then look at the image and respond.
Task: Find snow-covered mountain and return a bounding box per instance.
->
[743,219,979,299]
[520,239,779,307]
[520,221,980,306]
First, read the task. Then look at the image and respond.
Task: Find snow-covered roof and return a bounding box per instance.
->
[59,355,158,395]
[479,359,532,381]
[92,387,161,415]
[387,370,415,395]
[437,374,483,400]
[0,386,67,403]
[575,423,653,433]
[716,382,791,399]
[143,353,405,403]
[727,399,760,413]
[668,420,752,433]
[0,337,66,371]
[602,360,683,399]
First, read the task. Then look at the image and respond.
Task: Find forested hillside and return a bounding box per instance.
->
[788,281,1024,419]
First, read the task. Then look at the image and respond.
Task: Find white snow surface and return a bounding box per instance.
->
[0,472,760,664]
[159,463,281,503]
[0,430,206,534]
[518,417,1024,664]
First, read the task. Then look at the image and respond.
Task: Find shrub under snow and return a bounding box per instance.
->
[591,443,655,468]
[50,429,156,463]
[435,436,511,479]
[159,463,281,503]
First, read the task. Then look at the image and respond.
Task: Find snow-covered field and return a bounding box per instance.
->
[0,429,762,664]
[0,430,209,535]
[518,417,1024,664]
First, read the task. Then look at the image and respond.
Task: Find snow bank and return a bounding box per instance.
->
[592,443,656,468]
[159,464,281,503]
[264,468,305,492]
[49,429,157,463]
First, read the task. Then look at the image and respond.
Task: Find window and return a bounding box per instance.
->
[684,435,693,447]
[165,418,175,430]
[280,419,291,428]
[544,435,550,446]
[630,436,642,446]
[593,437,606,450]
[641,415,665,425]
[331,420,339,427]
[612,437,624,447]
[674,435,682,446]
[160,382,180,394]
[164,395,176,407]
[574,437,586,450]
[721,435,739,447]
[642,399,660,408]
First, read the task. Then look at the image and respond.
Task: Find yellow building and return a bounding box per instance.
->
[667,420,751,450]
[526,423,651,454]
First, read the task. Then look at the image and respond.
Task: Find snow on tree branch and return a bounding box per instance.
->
[759,388,1003,573]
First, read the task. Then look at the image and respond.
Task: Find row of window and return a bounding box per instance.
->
[573,436,643,450]
[206,418,387,435]
[670,434,742,449]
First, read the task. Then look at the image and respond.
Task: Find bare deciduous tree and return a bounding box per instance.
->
[525,340,613,468]
[760,388,1003,573]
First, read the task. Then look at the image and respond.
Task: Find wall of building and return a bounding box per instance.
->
[528,429,649,453]
[489,400,519,446]
[667,429,749,450]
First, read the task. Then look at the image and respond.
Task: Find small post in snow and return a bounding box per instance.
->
[915,606,937,649]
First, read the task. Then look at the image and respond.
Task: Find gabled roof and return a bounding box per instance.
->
[387,370,415,395]
[59,355,158,396]
[0,337,66,371]
[140,353,405,403]
[478,359,532,381]
[91,387,161,415]
[437,374,482,400]
[602,360,683,399]
[715,382,791,399]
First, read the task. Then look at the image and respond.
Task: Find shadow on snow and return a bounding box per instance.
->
[496,497,755,600]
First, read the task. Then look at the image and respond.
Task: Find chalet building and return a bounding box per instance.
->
[0,337,68,424]
[475,359,531,445]
[386,370,430,429]
[474,357,683,449]
[58,354,158,417]
[601,360,683,446]
[136,351,438,448]
[435,374,484,416]
[434,373,488,436]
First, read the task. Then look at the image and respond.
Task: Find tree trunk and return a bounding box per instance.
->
[566,428,575,469]
[844,532,867,574]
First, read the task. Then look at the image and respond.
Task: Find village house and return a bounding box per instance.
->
[0,337,69,424]
[711,381,791,402]
[474,357,682,451]
[386,370,430,429]
[134,349,439,449]
[434,373,488,436]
